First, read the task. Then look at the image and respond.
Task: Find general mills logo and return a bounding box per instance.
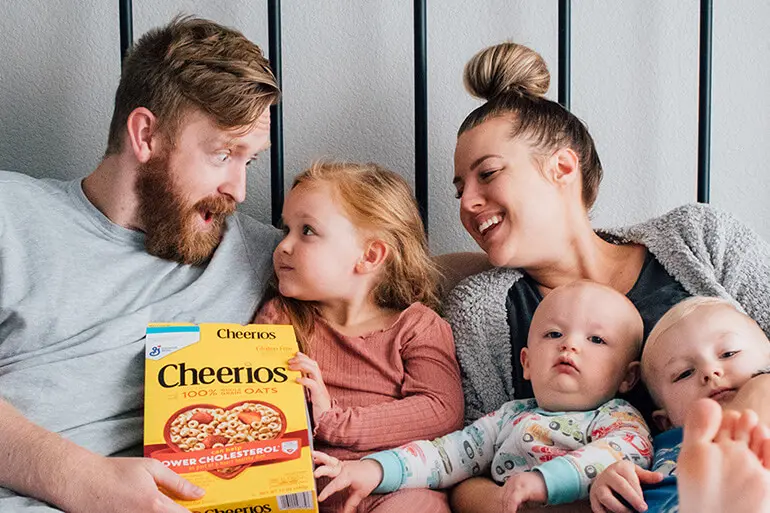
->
[149,345,161,357]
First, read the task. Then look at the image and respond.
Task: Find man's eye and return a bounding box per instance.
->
[545,331,562,339]
[673,369,693,382]
[589,335,606,345]
[301,225,315,236]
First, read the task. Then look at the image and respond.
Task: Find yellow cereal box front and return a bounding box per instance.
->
[144,323,318,513]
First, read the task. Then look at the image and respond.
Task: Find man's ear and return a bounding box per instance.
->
[355,240,389,274]
[618,361,641,394]
[652,409,674,432]
[521,347,531,380]
[547,147,580,186]
[126,107,159,164]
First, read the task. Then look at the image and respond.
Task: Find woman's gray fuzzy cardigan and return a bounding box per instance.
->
[446,203,770,424]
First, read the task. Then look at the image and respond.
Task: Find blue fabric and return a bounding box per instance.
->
[644,428,683,513]
[536,458,582,505]
[363,451,405,494]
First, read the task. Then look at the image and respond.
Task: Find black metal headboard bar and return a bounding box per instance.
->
[119,0,133,64]
[414,0,429,232]
[558,0,571,110]
[697,0,713,204]
[268,0,285,226]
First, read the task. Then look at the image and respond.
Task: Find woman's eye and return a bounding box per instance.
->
[479,170,498,180]
[454,189,464,200]
[673,369,694,382]
[589,335,606,345]
[721,350,739,359]
[301,225,315,236]
[545,331,562,339]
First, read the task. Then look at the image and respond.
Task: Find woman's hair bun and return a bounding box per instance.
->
[463,42,550,101]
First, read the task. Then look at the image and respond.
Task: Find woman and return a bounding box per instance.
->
[445,41,770,513]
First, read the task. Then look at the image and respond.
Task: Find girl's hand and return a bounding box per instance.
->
[312,451,383,513]
[501,471,547,513]
[288,351,332,423]
[589,460,663,513]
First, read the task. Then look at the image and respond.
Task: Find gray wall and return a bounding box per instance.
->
[1,1,768,255]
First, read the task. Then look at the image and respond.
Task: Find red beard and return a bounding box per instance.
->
[135,153,236,265]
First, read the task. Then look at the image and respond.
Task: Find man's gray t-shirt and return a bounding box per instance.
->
[0,171,281,509]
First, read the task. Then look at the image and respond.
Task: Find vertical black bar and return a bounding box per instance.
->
[697,0,713,203]
[268,0,285,226]
[558,0,571,109]
[119,0,133,65]
[414,0,429,232]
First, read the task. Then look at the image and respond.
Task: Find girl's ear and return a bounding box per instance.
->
[618,361,641,394]
[547,147,580,186]
[355,240,389,274]
[126,107,159,164]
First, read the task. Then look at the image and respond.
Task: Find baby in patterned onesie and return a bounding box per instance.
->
[589,296,770,513]
[313,280,653,513]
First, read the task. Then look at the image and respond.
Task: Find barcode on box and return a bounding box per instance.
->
[278,491,314,510]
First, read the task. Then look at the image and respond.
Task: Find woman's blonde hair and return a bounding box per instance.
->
[460,42,603,209]
[267,161,442,350]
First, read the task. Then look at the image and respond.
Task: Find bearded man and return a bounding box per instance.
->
[0,17,281,513]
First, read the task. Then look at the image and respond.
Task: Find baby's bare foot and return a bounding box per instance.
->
[679,398,770,513]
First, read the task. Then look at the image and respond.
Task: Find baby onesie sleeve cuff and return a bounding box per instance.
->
[535,458,582,505]
[362,451,404,494]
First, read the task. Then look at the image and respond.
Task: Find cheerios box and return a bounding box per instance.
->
[144,323,318,513]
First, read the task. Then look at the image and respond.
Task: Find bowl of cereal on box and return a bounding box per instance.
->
[163,400,287,479]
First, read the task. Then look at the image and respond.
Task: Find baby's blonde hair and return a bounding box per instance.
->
[270,160,442,350]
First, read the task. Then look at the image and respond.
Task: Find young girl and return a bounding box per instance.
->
[255,161,464,513]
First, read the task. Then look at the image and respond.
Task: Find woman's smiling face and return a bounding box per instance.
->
[453,116,571,268]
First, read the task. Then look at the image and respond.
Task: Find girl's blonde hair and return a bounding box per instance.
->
[268,160,442,350]
[459,42,603,209]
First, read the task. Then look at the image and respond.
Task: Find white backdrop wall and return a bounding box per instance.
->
[1,1,768,256]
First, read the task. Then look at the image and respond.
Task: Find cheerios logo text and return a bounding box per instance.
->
[217,328,276,340]
[157,363,288,388]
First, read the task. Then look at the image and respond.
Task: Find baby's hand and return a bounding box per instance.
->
[288,351,332,424]
[501,471,547,513]
[589,460,663,513]
[312,451,383,513]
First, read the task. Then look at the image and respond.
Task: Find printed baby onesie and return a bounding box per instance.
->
[366,398,652,505]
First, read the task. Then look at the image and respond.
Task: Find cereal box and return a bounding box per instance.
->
[144,323,318,513]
